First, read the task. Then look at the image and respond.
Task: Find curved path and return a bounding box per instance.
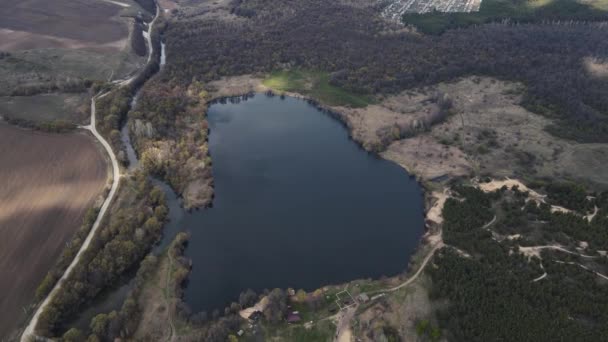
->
[20,95,121,342]
[519,245,597,259]
[117,5,160,87]
[21,5,162,341]
[555,261,608,281]
[386,241,444,293]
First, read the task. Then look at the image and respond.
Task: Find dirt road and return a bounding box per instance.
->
[20,4,163,339]
[20,95,121,341]
[0,125,107,339]
[334,305,357,342]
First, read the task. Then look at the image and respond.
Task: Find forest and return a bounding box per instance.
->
[129,79,214,209]
[35,172,169,337]
[163,0,608,143]
[430,182,608,341]
[402,0,608,34]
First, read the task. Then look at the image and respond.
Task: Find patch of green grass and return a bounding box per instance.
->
[263,70,374,108]
[403,0,608,35]
[264,320,335,342]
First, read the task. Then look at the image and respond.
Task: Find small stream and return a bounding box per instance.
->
[62,28,424,329]
[60,37,170,332]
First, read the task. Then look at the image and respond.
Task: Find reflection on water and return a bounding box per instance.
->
[182,94,425,312]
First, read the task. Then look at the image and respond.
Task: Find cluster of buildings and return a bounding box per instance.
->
[380,0,483,21]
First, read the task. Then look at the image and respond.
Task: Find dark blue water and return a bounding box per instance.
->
[180,94,424,312]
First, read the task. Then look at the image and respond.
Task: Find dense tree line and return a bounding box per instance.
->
[429,183,608,340]
[95,87,132,163]
[163,0,608,142]
[35,172,169,337]
[544,182,592,213]
[441,185,497,254]
[93,16,165,163]
[2,116,77,133]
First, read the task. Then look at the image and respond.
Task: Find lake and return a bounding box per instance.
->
[179,94,425,313]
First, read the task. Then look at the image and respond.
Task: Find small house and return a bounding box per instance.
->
[287,312,301,323]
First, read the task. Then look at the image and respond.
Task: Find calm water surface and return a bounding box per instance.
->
[181,94,424,312]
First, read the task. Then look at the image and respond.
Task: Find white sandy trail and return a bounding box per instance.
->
[21,4,163,340]
[555,261,608,281]
[101,0,131,7]
[334,305,357,342]
[20,95,121,342]
[519,245,597,259]
[387,241,444,292]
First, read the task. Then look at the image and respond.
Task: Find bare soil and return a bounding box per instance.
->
[584,57,608,78]
[0,124,108,338]
[0,0,128,51]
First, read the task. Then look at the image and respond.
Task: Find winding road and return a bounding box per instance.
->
[20,5,162,341]
[20,95,121,342]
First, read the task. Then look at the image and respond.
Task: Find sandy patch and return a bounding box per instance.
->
[478,177,580,214]
[584,206,599,222]
[425,190,449,225]
[478,178,545,200]
[239,296,269,320]
[584,57,608,78]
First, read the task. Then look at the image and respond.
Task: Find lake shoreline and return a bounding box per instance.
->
[161,83,441,316]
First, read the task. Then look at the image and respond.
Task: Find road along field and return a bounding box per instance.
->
[0,124,109,339]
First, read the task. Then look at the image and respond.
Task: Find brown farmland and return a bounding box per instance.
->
[0,0,128,51]
[0,124,108,338]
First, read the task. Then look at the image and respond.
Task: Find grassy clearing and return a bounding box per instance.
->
[0,93,89,124]
[403,0,608,34]
[263,70,374,108]
[263,319,335,342]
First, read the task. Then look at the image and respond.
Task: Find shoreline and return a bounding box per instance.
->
[163,84,447,318]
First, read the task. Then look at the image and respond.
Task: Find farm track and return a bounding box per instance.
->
[19,4,161,341]
[20,95,121,342]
